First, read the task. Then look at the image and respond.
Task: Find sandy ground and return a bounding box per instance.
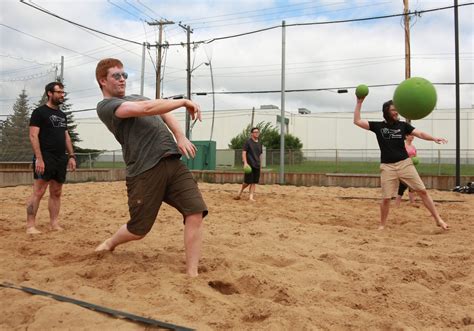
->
[0,181,473,330]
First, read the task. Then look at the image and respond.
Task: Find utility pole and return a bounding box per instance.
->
[59,56,64,82]
[454,0,461,186]
[280,20,286,185]
[179,23,193,139]
[403,0,412,124]
[250,107,255,128]
[147,20,174,99]
[140,42,147,96]
[403,0,411,80]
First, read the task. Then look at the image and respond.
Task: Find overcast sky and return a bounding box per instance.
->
[1,0,473,120]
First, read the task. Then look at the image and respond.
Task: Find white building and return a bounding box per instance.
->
[75,105,474,160]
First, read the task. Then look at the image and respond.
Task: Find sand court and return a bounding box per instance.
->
[0,181,473,330]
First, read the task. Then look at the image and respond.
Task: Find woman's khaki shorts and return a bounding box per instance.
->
[380,158,425,199]
[125,155,208,236]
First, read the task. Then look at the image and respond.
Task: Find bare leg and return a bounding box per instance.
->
[395,195,402,207]
[95,224,144,251]
[26,179,49,234]
[48,180,63,230]
[408,191,416,204]
[416,190,449,230]
[234,183,249,200]
[249,184,256,201]
[379,198,391,230]
[184,213,203,277]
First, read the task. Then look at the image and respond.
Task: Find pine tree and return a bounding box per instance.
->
[0,90,32,161]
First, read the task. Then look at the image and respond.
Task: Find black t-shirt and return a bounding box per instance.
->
[29,105,68,155]
[368,121,415,163]
[243,138,263,168]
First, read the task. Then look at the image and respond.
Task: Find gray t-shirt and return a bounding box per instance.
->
[97,94,180,177]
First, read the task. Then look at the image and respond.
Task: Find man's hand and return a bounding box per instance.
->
[185,100,201,121]
[35,158,45,175]
[433,137,448,144]
[356,96,365,104]
[68,158,76,171]
[176,135,197,159]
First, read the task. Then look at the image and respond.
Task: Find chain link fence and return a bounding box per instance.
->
[1,148,473,175]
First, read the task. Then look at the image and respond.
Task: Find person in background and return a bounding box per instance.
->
[234,127,263,202]
[27,81,76,234]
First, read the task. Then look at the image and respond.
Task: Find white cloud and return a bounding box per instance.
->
[1,0,472,122]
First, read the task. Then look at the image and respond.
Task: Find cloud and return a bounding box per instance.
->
[1,0,472,121]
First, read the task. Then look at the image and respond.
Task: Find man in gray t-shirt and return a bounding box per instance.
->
[94,58,208,277]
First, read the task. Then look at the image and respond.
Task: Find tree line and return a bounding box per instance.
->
[0,86,97,163]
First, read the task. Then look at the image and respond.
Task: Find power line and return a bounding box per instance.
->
[0,23,99,60]
[193,82,474,95]
[19,0,142,45]
[201,2,474,44]
[188,1,392,30]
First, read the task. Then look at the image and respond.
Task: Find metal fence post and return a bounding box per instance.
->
[438,149,441,175]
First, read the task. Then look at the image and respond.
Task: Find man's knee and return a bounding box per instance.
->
[185,213,204,227]
[414,189,427,196]
[33,185,48,198]
[49,186,63,199]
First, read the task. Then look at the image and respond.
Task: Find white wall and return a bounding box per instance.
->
[75,107,474,154]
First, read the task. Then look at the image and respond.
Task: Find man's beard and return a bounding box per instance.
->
[52,99,64,106]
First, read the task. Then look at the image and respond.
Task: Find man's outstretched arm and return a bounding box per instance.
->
[411,129,447,144]
[353,97,370,130]
[115,98,201,120]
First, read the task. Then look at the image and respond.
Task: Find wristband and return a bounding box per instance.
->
[68,154,76,160]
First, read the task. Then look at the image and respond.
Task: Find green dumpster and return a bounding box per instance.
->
[181,140,216,170]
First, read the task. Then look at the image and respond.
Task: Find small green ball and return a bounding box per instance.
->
[355,84,369,98]
[243,165,252,174]
[411,156,420,166]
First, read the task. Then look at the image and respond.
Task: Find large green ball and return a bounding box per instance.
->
[355,84,369,98]
[243,165,252,174]
[393,77,437,120]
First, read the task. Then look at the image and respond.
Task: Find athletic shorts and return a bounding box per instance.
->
[244,166,261,184]
[32,153,68,183]
[126,155,208,236]
[380,158,425,199]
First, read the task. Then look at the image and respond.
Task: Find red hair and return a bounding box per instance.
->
[95,58,123,89]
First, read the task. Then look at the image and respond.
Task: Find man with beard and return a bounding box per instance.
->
[353,97,449,231]
[26,82,76,234]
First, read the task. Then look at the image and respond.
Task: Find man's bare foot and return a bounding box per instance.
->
[26,227,41,234]
[50,224,64,231]
[436,219,449,230]
[95,238,114,252]
[233,196,241,200]
[249,198,256,202]
[187,270,198,277]
[377,225,385,230]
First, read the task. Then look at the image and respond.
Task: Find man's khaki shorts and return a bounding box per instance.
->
[380,157,425,199]
[125,155,208,236]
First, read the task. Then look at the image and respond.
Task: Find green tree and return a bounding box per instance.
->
[229,121,303,150]
[0,89,32,161]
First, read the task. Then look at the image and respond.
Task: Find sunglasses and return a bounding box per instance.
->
[110,72,128,80]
